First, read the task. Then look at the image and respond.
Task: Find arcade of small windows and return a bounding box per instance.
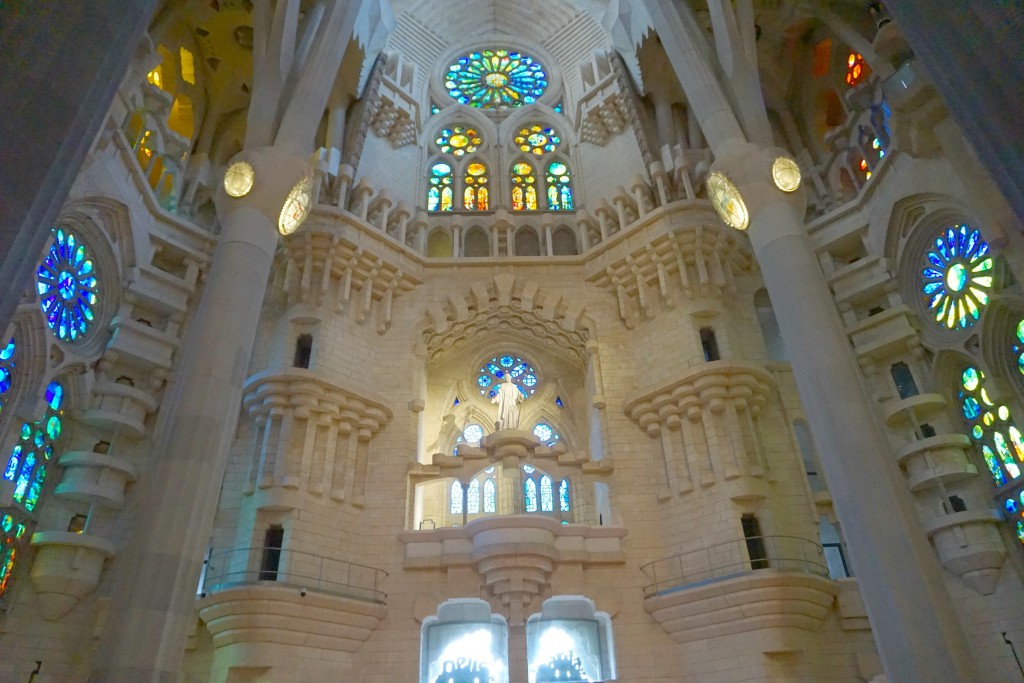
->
[449,465,572,519]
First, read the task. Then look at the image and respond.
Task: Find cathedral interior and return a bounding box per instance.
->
[1,1,1024,681]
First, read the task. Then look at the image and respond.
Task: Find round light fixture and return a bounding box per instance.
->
[278,176,314,235]
[707,172,749,230]
[771,156,801,192]
[223,161,255,197]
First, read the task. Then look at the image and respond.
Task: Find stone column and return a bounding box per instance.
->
[711,142,975,683]
[95,147,312,682]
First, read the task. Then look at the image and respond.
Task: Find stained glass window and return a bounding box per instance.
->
[532,423,560,447]
[524,478,538,513]
[437,126,482,157]
[467,480,481,514]
[463,424,484,445]
[464,162,489,211]
[540,475,554,512]
[483,478,496,513]
[0,513,26,598]
[451,481,464,515]
[958,366,1023,486]
[845,52,869,86]
[3,381,64,512]
[0,338,14,420]
[559,479,571,513]
[428,162,454,212]
[477,354,538,399]
[446,49,547,110]
[511,162,538,211]
[1004,493,1024,547]
[1011,319,1024,378]
[545,161,574,211]
[921,224,992,330]
[37,229,99,342]
[515,125,560,155]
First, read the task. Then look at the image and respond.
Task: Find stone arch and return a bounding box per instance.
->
[514,226,541,256]
[418,274,594,366]
[551,225,578,255]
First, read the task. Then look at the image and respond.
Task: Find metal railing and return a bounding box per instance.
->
[640,535,829,598]
[200,547,388,604]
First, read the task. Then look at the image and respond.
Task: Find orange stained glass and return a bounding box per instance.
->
[511,162,537,211]
[512,186,524,211]
[478,187,489,211]
[845,53,869,86]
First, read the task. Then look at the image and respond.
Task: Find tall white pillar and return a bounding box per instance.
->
[713,143,975,683]
[95,147,312,682]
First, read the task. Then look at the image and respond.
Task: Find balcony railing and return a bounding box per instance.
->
[200,546,388,604]
[640,535,829,598]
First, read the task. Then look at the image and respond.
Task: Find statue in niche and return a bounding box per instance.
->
[491,374,524,430]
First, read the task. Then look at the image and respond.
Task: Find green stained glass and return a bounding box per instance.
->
[4,381,64,512]
[921,224,991,330]
[446,49,547,110]
[45,416,61,440]
[962,367,980,391]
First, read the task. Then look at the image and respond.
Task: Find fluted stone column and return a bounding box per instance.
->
[94,148,312,682]
[711,143,974,683]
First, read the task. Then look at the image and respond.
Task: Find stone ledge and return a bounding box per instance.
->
[197,584,387,653]
[644,570,837,649]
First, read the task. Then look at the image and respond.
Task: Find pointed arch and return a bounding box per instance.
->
[544,157,574,211]
[510,159,538,211]
[463,226,490,257]
[551,226,578,255]
[514,226,541,256]
[462,158,490,211]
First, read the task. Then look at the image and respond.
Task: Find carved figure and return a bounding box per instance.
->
[491,374,523,430]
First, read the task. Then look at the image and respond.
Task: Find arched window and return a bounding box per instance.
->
[427,162,454,212]
[463,162,489,211]
[920,224,992,330]
[3,381,65,512]
[37,229,99,343]
[454,423,485,455]
[514,125,560,155]
[511,162,538,211]
[524,477,538,513]
[540,476,554,512]
[845,52,869,87]
[0,513,27,597]
[545,161,573,211]
[559,479,571,512]
[450,481,464,515]
[0,338,15,421]
[467,479,481,514]
[483,478,496,513]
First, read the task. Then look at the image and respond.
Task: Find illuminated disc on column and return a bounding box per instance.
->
[223,161,255,197]
[771,157,802,192]
[707,172,749,230]
[278,176,314,235]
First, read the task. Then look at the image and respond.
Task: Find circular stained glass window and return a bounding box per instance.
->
[463,424,484,444]
[515,125,560,155]
[436,126,482,156]
[37,229,99,342]
[446,49,547,110]
[477,354,538,399]
[921,224,993,330]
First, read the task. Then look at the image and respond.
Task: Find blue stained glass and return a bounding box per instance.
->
[533,423,553,442]
[523,464,535,474]
[1007,499,1019,515]
[540,476,554,512]
[559,479,570,512]
[37,229,99,342]
[45,381,63,410]
[555,396,563,408]
[921,224,991,330]
[478,354,539,398]
[3,446,20,480]
[33,431,43,448]
[0,339,13,361]
[963,397,981,420]
[524,478,538,512]
[0,368,10,394]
